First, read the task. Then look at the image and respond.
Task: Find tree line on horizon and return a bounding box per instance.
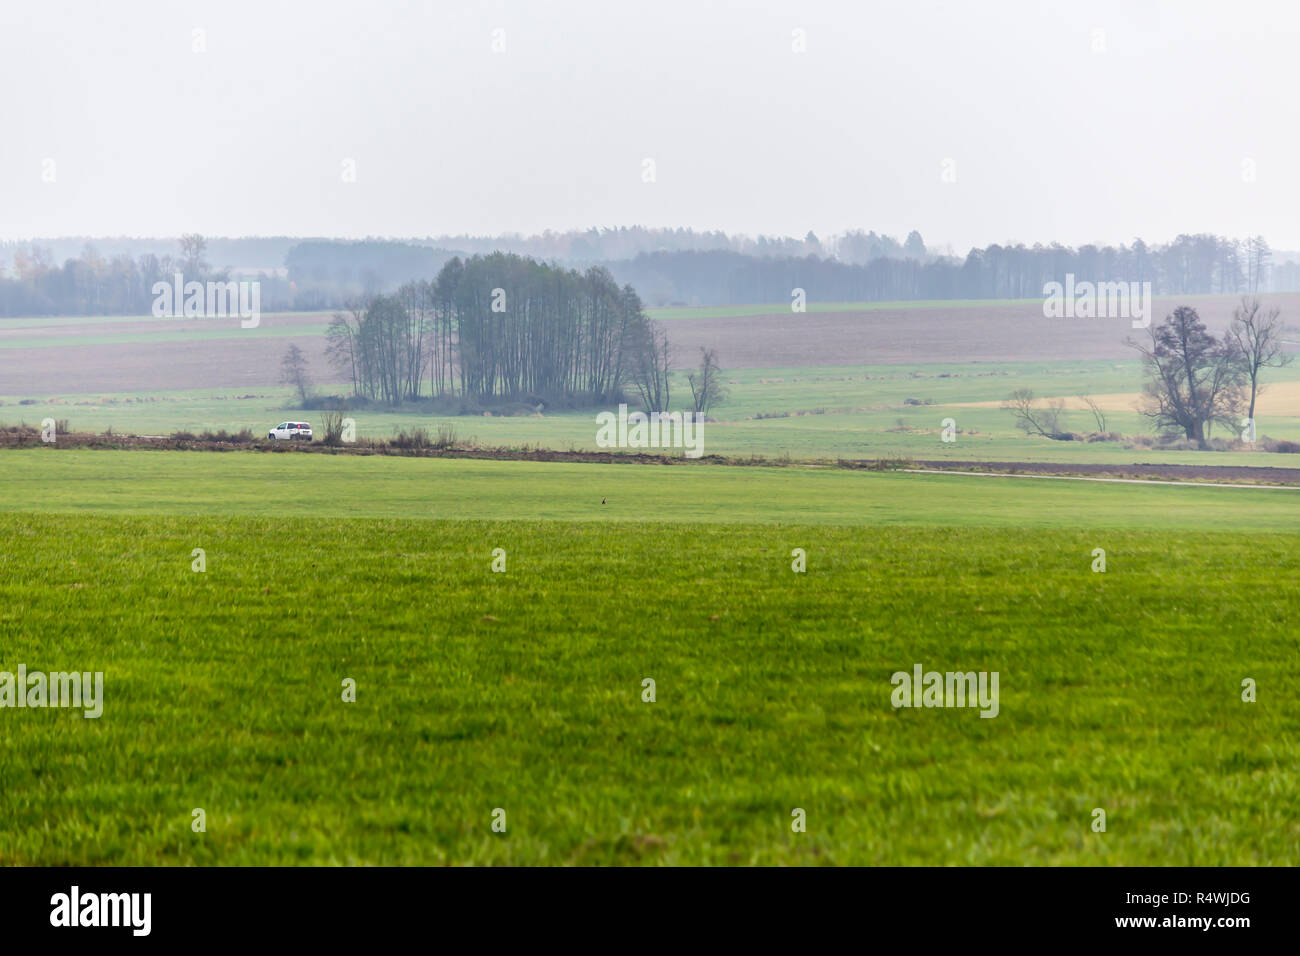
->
[3,232,1300,317]
[0,236,294,318]
[617,234,1283,307]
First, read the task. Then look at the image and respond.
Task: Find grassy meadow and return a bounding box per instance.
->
[0,451,1297,864]
[2,299,1297,866]
[5,449,1300,527]
[7,357,1300,466]
[5,295,1300,467]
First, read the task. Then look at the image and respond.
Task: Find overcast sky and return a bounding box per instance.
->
[3,0,1298,251]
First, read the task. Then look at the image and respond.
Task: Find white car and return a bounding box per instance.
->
[268,421,313,441]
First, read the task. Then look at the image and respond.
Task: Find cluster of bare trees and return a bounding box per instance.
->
[325,295,429,406]
[1129,299,1292,446]
[1007,297,1292,448]
[325,253,670,408]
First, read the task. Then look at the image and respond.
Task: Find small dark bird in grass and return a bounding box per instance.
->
[601,497,606,504]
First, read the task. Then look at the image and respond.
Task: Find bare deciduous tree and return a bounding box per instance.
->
[178,233,208,277]
[1078,394,1108,433]
[1004,388,1064,438]
[629,320,673,413]
[280,343,312,406]
[1226,296,1292,425]
[686,347,727,417]
[1244,236,1271,294]
[1128,306,1244,447]
[325,303,365,398]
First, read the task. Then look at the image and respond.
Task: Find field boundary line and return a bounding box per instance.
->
[902,469,1300,490]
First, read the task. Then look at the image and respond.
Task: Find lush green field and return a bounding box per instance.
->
[4,449,1300,528]
[8,357,1300,466]
[1,458,1296,863]
[3,439,1296,864]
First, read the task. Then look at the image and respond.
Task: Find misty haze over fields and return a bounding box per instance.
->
[3,0,1300,250]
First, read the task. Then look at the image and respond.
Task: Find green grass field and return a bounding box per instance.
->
[1,450,1297,864]
[5,301,1298,866]
[9,357,1300,466]
[5,449,1300,527]
[6,296,1300,466]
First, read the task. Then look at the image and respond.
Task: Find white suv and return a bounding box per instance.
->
[268,421,313,441]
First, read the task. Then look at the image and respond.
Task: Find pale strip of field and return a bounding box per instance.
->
[903,469,1300,490]
[943,392,1142,411]
[943,380,1300,416]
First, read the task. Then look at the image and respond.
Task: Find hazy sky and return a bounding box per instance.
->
[3,0,1298,251]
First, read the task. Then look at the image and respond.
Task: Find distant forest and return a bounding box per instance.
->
[2,229,1298,317]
